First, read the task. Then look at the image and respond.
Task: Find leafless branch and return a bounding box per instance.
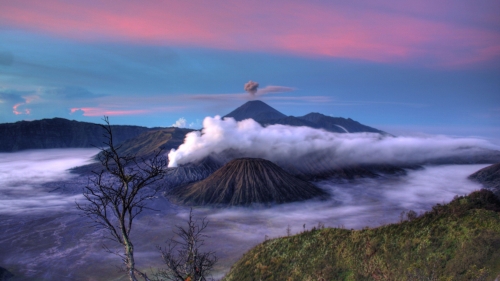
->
[76,116,165,281]
[154,209,218,281]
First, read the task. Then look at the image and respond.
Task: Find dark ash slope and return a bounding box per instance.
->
[171,158,327,206]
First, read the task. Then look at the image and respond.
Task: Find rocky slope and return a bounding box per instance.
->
[170,158,328,206]
[112,127,193,157]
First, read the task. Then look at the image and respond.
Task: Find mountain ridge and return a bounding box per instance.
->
[0,118,157,152]
[0,100,389,153]
[224,100,389,134]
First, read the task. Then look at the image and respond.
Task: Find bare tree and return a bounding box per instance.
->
[155,209,218,281]
[76,116,167,281]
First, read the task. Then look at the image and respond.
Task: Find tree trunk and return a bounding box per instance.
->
[125,240,139,281]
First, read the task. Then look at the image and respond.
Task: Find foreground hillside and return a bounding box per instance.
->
[223,190,500,281]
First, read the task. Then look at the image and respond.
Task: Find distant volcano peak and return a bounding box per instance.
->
[222,100,388,135]
[170,157,328,206]
[223,100,286,122]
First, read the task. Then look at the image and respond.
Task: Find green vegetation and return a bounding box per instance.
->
[223,190,500,281]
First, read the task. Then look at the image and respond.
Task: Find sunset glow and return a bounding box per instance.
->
[0,0,498,139]
[1,0,499,66]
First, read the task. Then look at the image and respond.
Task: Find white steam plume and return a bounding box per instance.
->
[168,116,499,169]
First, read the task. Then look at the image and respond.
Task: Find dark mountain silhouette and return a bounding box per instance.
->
[0,118,155,152]
[223,100,286,122]
[0,266,14,281]
[298,112,386,134]
[170,158,328,206]
[0,101,386,153]
[223,100,388,134]
[258,116,319,128]
[469,162,500,198]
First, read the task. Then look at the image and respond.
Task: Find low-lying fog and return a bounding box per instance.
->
[0,148,99,214]
[0,149,490,280]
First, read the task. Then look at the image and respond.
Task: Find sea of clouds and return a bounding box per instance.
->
[0,145,492,279]
[0,148,99,214]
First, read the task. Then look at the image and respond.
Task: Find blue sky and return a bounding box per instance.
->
[0,0,499,141]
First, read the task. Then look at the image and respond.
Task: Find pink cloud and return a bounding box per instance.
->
[70,101,185,116]
[70,107,148,117]
[12,103,27,115]
[1,0,499,67]
[12,95,39,115]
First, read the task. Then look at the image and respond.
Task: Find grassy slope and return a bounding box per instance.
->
[223,190,500,281]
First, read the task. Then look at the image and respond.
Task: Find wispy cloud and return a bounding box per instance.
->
[171,117,187,128]
[189,93,247,101]
[170,117,202,129]
[189,84,299,102]
[1,85,187,120]
[69,97,186,117]
[264,96,332,103]
[70,107,148,117]
[256,86,294,96]
[46,86,105,100]
[12,94,39,115]
[330,100,430,108]
[1,0,498,67]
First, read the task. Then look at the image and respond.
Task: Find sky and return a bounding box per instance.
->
[0,0,499,140]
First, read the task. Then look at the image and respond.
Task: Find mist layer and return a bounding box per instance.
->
[0,148,99,214]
